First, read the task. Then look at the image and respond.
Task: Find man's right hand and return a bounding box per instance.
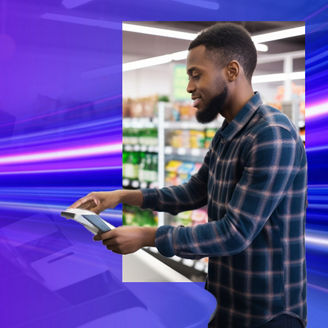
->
[69,189,144,214]
[69,191,121,214]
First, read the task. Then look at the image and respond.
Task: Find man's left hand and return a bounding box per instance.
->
[94,226,157,255]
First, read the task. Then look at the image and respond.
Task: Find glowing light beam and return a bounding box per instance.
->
[0,144,121,165]
[306,101,328,118]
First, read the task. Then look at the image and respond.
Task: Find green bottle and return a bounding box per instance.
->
[122,152,128,178]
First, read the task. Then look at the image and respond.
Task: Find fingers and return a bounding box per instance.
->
[78,198,99,210]
[69,197,99,210]
[102,238,117,248]
[93,234,102,241]
[104,241,124,254]
[93,231,124,253]
[93,230,114,241]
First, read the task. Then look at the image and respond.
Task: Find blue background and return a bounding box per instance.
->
[0,0,327,327]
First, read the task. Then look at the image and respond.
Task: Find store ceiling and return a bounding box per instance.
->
[123,21,305,70]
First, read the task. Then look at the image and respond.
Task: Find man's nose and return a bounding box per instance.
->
[186,79,195,93]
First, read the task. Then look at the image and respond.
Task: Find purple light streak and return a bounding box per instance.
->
[0,143,121,165]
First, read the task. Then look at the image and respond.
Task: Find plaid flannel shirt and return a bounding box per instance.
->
[141,92,307,328]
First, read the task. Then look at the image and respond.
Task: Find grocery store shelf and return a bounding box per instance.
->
[123,178,157,189]
[123,144,158,152]
[163,120,221,130]
[165,146,207,158]
[123,117,158,128]
[123,117,223,130]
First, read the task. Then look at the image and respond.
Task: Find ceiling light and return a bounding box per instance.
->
[123,23,196,40]
[123,23,268,52]
[255,44,268,52]
[123,51,188,72]
[252,71,305,84]
[252,26,305,43]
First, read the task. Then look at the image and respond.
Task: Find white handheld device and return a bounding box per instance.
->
[61,208,115,235]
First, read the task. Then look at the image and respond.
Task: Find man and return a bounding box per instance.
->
[70,23,307,328]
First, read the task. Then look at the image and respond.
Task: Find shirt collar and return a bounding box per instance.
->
[218,92,262,141]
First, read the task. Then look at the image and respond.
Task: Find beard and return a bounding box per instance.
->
[196,85,228,124]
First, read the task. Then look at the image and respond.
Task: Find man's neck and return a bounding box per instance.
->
[223,85,254,123]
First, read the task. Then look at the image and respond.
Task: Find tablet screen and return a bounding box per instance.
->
[82,214,111,233]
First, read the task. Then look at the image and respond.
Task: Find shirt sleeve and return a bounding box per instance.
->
[140,148,211,215]
[155,125,302,258]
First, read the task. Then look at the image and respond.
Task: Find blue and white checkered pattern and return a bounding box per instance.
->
[141,93,307,328]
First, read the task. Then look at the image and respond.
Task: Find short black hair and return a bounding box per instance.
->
[188,23,257,81]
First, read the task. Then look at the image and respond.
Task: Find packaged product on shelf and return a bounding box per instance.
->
[122,151,158,186]
[142,153,158,183]
[205,128,217,148]
[143,96,157,117]
[177,103,194,121]
[168,130,190,148]
[139,128,158,146]
[173,211,193,226]
[191,162,202,175]
[165,104,180,121]
[191,208,208,226]
[158,95,170,103]
[166,160,183,173]
[123,127,158,147]
[131,99,144,118]
[122,128,129,144]
[165,160,183,185]
[124,152,140,180]
[123,205,157,227]
[151,154,158,183]
[177,162,195,184]
[123,95,158,118]
[122,205,135,225]
[167,129,215,150]
[131,152,140,180]
[123,98,133,117]
[189,130,205,148]
[122,152,128,178]
[123,128,139,145]
[138,152,146,182]
[165,161,203,185]
[165,174,178,186]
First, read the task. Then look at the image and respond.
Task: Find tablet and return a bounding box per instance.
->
[81,214,112,233]
[61,208,115,235]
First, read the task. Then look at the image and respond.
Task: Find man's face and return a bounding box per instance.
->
[186,45,228,123]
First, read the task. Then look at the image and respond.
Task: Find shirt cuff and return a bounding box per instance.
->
[140,188,159,210]
[155,225,176,257]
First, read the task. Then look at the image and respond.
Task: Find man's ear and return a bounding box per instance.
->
[225,60,240,82]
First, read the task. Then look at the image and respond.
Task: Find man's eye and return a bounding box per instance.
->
[192,75,200,80]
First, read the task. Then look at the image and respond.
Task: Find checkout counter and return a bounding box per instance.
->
[123,248,191,282]
[0,212,216,328]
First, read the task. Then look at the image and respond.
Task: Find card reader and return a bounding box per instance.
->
[61,208,115,235]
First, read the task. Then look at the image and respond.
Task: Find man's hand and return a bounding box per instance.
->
[94,226,157,255]
[68,190,143,214]
[69,191,122,214]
